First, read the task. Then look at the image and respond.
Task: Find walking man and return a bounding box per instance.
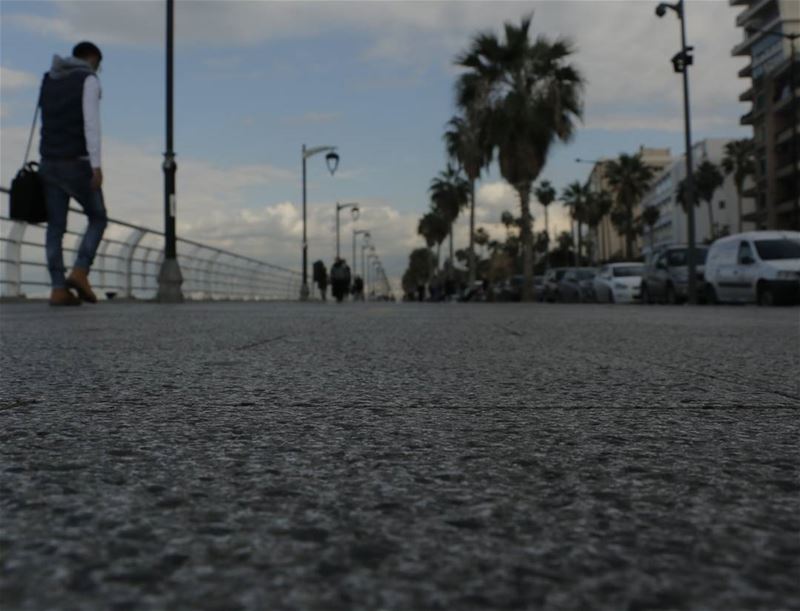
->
[40,41,107,306]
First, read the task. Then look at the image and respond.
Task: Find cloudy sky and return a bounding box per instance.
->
[1,0,750,292]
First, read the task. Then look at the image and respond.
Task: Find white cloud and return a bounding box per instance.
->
[0,66,38,91]
[6,1,749,132]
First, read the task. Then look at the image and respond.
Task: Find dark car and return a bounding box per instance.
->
[556,268,596,303]
[497,275,544,301]
[542,267,568,302]
[641,245,708,304]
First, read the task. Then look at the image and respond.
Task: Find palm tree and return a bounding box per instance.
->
[584,189,613,264]
[721,139,755,233]
[500,210,517,236]
[605,153,654,259]
[534,179,556,269]
[444,114,491,285]
[641,205,661,255]
[417,210,449,276]
[562,181,590,265]
[429,164,470,275]
[474,226,490,259]
[695,160,724,240]
[455,14,584,301]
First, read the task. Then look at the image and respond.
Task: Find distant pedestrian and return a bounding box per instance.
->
[330,258,351,303]
[352,275,364,301]
[39,41,108,306]
[417,283,425,302]
[313,260,328,301]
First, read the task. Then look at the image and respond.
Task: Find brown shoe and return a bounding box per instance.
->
[66,267,98,303]
[49,288,82,306]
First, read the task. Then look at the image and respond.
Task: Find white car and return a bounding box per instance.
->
[704,230,800,305]
[594,262,644,304]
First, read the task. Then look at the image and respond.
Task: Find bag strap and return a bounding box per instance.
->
[23,77,45,166]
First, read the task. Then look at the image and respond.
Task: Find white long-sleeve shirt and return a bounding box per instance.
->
[82,74,101,169]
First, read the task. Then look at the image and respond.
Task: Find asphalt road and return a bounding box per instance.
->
[1,302,798,610]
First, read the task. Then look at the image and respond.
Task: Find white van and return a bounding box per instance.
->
[704,231,800,305]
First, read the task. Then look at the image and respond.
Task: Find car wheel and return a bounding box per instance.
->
[706,283,718,305]
[758,283,775,306]
[666,284,678,305]
[609,291,615,304]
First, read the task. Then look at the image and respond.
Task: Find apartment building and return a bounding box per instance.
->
[588,146,673,261]
[639,139,756,258]
[731,0,800,229]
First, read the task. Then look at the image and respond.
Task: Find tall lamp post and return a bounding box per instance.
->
[657,0,698,304]
[336,202,359,260]
[301,144,339,301]
[157,0,183,303]
[353,229,369,276]
[361,242,373,293]
[367,251,378,298]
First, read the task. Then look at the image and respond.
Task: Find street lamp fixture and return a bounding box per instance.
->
[325,151,340,176]
[656,0,699,304]
[336,202,359,260]
[301,144,339,301]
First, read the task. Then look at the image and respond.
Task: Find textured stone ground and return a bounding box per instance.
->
[1,302,798,610]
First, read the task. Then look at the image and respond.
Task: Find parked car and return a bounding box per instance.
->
[704,230,800,305]
[496,275,543,302]
[594,262,645,303]
[641,245,708,304]
[556,268,596,302]
[542,267,568,302]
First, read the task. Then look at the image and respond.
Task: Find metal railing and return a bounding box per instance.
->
[0,187,303,301]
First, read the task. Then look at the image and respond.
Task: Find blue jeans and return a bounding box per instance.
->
[40,159,108,289]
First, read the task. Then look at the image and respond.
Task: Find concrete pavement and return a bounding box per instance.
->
[1,302,798,610]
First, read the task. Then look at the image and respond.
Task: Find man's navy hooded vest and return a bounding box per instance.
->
[39,68,92,160]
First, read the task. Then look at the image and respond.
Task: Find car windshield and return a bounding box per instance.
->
[613,266,643,277]
[754,239,800,260]
[667,248,708,266]
[554,270,566,281]
[577,270,595,280]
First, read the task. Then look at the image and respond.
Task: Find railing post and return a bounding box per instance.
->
[96,239,110,294]
[1,220,27,298]
[118,228,145,299]
[203,251,221,300]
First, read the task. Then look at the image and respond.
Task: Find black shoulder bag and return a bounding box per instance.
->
[9,97,47,224]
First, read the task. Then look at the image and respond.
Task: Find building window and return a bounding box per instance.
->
[718,200,725,209]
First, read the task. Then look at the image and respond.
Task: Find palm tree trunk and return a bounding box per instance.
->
[468,180,476,285]
[570,218,576,265]
[626,203,634,260]
[577,220,583,266]
[519,186,534,302]
[707,201,715,241]
[449,222,454,279]
[544,205,550,271]
[737,190,743,233]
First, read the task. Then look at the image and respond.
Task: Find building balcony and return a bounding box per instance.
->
[730,0,751,7]
[732,16,782,56]
[776,159,800,179]
[739,62,753,78]
[739,86,755,101]
[776,125,798,147]
[736,0,776,27]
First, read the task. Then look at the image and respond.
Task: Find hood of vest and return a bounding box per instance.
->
[48,55,95,80]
